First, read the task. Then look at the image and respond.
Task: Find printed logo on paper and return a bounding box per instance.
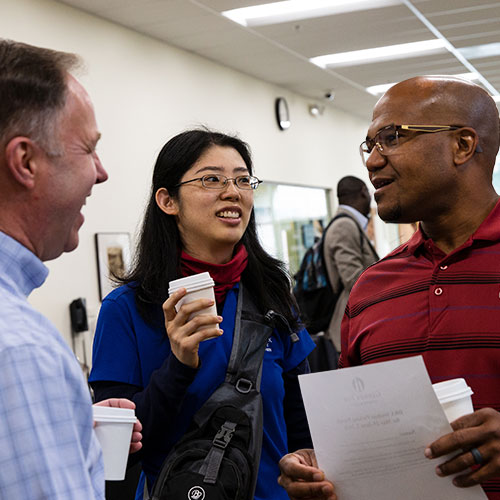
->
[352,377,365,392]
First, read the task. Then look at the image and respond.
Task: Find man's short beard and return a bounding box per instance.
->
[379,203,402,223]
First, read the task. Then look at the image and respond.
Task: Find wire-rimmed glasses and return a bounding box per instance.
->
[359,124,481,166]
[173,174,262,190]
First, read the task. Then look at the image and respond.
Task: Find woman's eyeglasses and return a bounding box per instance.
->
[174,174,262,190]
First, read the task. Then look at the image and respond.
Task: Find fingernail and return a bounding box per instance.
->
[313,472,324,481]
[321,484,333,496]
[435,466,443,477]
[218,329,224,335]
[424,447,433,459]
[217,316,223,322]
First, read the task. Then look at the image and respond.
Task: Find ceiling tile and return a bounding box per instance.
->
[55,0,500,118]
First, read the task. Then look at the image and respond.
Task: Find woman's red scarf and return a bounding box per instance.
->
[180,244,248,306]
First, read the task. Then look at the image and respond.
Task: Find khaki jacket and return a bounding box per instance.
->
[323,207,379,351]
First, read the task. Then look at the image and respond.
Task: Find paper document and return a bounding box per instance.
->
[299,356,487,500]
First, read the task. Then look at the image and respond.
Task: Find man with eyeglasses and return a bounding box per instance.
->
[278,76,500,500]
[0,40,142,499]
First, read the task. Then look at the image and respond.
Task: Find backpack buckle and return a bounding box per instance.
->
[213,421,236,449]
[235,378,253,394]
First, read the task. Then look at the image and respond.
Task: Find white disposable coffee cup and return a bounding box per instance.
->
[168,272,217,324]
[93,406,137,481]
[432,378,474,423]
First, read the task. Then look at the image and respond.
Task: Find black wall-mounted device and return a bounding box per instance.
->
[70,298,88,333]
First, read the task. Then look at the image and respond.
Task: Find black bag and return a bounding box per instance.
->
[293,213,362,334]
[307,334,339,372]
[148,284,273,500]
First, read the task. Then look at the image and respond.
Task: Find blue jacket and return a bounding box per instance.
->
[90,283,314,500]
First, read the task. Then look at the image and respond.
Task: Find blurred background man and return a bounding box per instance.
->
[323,176,379,356]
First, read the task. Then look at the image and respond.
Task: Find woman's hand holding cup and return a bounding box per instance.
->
[163,288,223,368]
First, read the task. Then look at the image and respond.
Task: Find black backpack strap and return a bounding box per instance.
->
[320,212,378,287]
[186,283,271,499]
[203,420,237,484]
[224,283,270,391]
[199,284,263,483]
[150,283,273,500]
[225,280,245,380]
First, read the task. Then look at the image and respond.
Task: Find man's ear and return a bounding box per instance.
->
[4,137,38,188]
[453,128,480,166]
[155,187,179,215]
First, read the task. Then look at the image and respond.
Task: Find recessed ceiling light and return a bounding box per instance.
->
[222,0,401,27]
[310,39,447,68]
[366,72,481,96]
[308,104,325,116]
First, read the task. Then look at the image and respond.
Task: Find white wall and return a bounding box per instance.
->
[1,0,370,345]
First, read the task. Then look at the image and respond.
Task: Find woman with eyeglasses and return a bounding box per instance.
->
[89,129,315,500]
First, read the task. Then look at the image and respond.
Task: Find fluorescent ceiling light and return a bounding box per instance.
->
[454,72,481,81]
[459,42,500,60]
[311,39,447,68]
[366,72,480,96]
[222,0,401,27]
[365,82,397,95]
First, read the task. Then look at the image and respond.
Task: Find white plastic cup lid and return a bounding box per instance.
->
[432,378,473,405]
[93,406,137,423]
[168,271,215,295]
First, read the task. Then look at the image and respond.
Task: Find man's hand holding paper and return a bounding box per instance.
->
[295,356,488,500]
[278,449,336,500]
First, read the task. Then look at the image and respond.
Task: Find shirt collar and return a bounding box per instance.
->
[0,231,48,297]
[404,197,500,256]
[471,197,500,241]
[338,204,369,230]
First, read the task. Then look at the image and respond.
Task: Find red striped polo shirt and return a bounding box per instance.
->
[339,198,500,499]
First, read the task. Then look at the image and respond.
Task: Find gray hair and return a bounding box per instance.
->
[0,39,81,155]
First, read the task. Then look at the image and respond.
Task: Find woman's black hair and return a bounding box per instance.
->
[118,128,300,331]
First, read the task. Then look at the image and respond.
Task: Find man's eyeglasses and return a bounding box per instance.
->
[173,174,262,190]
[359,124,482,166]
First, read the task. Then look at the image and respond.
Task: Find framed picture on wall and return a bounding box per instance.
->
[95,232,132,301]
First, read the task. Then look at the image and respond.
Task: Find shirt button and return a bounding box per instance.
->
[435,287,443,296]
[440,265,448,270]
